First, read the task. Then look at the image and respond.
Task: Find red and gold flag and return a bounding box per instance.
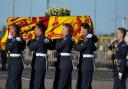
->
[0,16,93,47]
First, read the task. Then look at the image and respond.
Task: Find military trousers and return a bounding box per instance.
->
[6,57,23,89]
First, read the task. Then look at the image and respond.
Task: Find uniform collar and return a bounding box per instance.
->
[117,40,124,47]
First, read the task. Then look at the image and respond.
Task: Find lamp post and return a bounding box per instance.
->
[46,0,49,10]
[94,0,97,34]
[30,0,32,16]
[115,0,118,29]
[122,16,127,28]
[12,0,15,17]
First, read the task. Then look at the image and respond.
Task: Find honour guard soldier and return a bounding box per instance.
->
[27,22,51,89]
[5,24,26,89]
[76,23,98,89]
[108,27,128,89]
[56,23,74,89]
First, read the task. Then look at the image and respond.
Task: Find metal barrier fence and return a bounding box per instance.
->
[22,47,113,70]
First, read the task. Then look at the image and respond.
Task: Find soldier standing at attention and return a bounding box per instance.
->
[108,27,128,89]
[5,24,26,89]
[27,22,51,89]
[76,23,98,89]
[56,23,74,89]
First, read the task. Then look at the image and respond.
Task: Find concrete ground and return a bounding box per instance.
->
[1,78,128,89]
[0,68,128,89]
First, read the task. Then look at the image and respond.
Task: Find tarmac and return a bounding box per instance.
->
[0,68,128,89]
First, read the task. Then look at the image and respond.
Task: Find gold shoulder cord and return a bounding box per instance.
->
[112,46,120,71]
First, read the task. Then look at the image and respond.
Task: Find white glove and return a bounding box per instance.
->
[72,37,74,41]
[86,34,93,38]
[44,38,50,44]
[118,72,123,80]
[8,33,13,39]
[16,37,21,42]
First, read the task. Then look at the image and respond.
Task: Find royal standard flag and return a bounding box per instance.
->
[0,16,93,47]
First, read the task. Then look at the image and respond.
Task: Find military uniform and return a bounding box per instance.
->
[56,34,74,89]
[76,41,83,89]
[52,39,62,89]
[76,34,98,89]
[29,52,36,89]
[52,51,60,89]
[27,39,36,89]
[108,40,128,89]
[28,35,50,89]
[5,36,26,89]
[0,49,7,71]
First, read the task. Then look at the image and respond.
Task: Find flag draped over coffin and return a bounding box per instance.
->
[0,16,93,47]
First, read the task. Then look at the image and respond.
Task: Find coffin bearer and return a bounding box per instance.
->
[76,23,98,89]
[56,23,74,89]
[27,22,51,89]
[5,24,26,89]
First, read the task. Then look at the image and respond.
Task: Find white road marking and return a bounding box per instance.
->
[0,74,30,81]
[22,78,30,81]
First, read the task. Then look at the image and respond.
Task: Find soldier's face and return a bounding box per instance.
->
[9,26,16,36]
[81,27,87,36]
[116,30,123,40]
[35,27,41,37]
[62,26,68,36]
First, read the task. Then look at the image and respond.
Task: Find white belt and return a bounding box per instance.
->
[60,53,71,56]
[36,53,47,57]
[10,54,21,57]
[83,54,94,58]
